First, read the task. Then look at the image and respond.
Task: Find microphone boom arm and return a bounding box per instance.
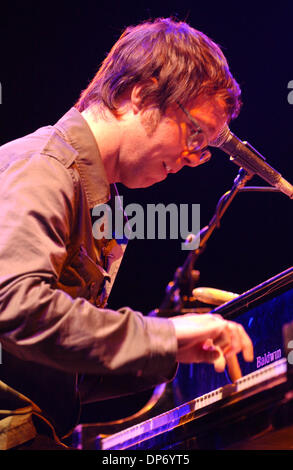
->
[158,168,252,313]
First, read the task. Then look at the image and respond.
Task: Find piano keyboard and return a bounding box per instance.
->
[101,358,288,450]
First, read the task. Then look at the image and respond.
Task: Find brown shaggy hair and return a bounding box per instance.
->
[75,18,241,120]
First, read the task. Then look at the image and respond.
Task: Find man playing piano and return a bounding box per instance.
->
[0,17,253,450]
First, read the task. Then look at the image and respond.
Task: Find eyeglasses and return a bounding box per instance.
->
[177,102,208,154]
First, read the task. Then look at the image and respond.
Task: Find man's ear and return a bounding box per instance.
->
[130,83,146,114]
[130,78,158,114]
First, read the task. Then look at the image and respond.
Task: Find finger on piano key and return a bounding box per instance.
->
[212,347,242,381]
[226,354,242,382]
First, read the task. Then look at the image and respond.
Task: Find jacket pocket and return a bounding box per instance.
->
[59,245,110,306]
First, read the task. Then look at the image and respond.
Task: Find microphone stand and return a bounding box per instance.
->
[153,167,253,316]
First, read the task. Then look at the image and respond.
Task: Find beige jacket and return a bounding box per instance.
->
[0,108,177,448]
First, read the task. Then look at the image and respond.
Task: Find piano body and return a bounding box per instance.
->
[72,267,293,450]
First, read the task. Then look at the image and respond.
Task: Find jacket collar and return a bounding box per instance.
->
[54,107,111,208]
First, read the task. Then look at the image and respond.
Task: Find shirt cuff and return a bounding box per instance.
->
[138,316,178,383]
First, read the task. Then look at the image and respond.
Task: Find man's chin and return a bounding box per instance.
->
[122,176,164,189]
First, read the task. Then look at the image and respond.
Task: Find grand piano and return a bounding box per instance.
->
[72,266,293,450]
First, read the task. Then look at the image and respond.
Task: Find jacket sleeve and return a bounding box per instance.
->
[0,153,177,381]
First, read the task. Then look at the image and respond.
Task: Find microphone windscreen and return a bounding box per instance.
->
[210,125,230,148]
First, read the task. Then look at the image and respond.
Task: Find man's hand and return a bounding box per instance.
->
[170,313,253,373]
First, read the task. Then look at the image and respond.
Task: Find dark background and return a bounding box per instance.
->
[0,0,292,315]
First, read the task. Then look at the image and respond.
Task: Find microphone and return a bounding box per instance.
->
[210,126,293,199]
[192,287,239,306]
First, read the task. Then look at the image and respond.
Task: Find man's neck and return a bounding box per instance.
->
[81,105,121,184]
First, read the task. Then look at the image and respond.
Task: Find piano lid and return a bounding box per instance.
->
[212,265,293,319]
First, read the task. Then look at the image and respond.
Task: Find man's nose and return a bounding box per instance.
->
[181,149,211,167]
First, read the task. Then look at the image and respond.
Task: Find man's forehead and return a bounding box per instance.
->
[183,95,228,140]
[187,94,228,114]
